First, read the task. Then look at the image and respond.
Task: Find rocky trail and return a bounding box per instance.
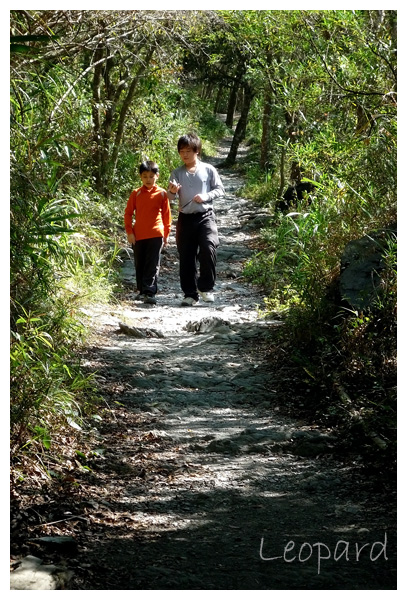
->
[10,137,396,591]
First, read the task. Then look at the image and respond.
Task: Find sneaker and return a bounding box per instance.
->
[181,297,199,306]
[144,295,157,305]
[199,290,215,302]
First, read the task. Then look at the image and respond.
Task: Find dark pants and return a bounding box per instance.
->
[132,237,163,296]
[176,211,219,300]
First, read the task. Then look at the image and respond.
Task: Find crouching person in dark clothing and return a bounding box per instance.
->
[276,181,317,213]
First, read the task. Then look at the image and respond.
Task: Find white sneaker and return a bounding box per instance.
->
[181,297,199,306]
[199,290,215,302]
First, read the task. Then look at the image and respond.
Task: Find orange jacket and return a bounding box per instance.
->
[124,185,171,241]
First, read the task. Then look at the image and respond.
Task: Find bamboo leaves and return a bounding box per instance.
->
[10,34,58,55]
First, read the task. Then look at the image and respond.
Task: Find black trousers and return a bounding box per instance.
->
[176,211,219,300]
[132,237,163,296]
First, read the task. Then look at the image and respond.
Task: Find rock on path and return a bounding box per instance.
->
[55,138,395,590]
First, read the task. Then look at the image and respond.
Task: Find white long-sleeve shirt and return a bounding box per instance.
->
[168,161,225,214]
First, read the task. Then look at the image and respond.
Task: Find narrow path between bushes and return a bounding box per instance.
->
[11,135,396,590]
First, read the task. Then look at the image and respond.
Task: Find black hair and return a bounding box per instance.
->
[139,160,159,175]
[177,133,202,156]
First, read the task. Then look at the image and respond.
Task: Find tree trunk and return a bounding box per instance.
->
[277,144,286,198]
[225,63,244,128]
[204,82,214,100]
[260,88,272,171]
[213,84,224,115]
[91,46,104,194]
[110,48,154,182]
[100,51,115,196]
[226,81,239,128]
[223,85,254,166]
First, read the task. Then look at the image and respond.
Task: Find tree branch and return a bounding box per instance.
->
[302,13,390,98]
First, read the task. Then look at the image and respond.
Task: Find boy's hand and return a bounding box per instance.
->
[192,194,205,203]
[127,233,136,245]
[168,180,181,194]
[163,236,169,247]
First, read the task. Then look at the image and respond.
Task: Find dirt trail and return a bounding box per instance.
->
[14,137,396,590]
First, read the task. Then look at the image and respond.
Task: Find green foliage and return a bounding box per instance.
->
[9,185,120,452]
[114,90,194,195]
[10,303,97,452]
[113,86,230,200]
[236,161,279,207]
[232,9,397,462]
[241,9,396,314]
[10,146,119,456]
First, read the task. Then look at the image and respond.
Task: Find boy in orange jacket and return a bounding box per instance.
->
[124,161,172,304]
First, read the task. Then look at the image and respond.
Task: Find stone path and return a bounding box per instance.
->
[12,137,396,590]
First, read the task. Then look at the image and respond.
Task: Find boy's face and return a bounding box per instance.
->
[140,170,159,189]
[179,145,199,167]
